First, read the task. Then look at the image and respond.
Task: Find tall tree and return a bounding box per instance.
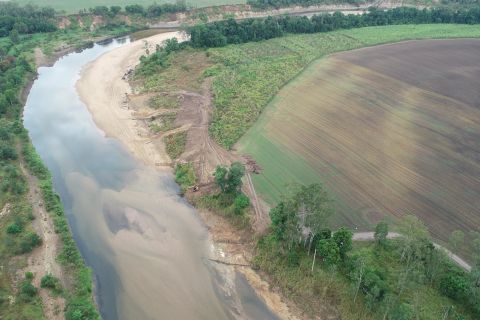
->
[333,227,353,259]
[374,221,389,247]
[214,162,245,194]
[317,238,340,266]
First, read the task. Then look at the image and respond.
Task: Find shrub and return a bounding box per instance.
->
[233,194,250,215]
[41,274,62,293]
[65,298,99,320]
[174,162,196,193]
[361,268,388,310]
[0,143,17,160]
[18,232,42,254]
[317,238,340,266]
[439,271,469,301]
[6,222,22,234]
[19,281,37,302]
[390,303,414,320]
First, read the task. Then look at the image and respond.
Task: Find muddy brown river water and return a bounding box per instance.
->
[23,37,277,320]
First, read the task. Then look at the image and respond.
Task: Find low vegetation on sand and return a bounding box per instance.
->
[254,183,480,319]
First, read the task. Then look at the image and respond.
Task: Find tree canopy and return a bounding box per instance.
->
[188,7,480,48]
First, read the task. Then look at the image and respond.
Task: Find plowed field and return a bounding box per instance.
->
[238,39,480,240]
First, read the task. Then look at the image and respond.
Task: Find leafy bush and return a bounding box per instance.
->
[164,131,187,160]
[390,303,415,320]
[19,280,37,302]
[439,271,469,300]
[18,231,42,254]
[1,164,27,194]
[0,143,17,160]
[234,194,250,215]
[360,268,388,310]
[41,274,62,294]
[175,162,196,193]
[6,222,21,234]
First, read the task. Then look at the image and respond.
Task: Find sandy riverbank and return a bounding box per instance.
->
[76,32,300,319]
[77,31,187,169]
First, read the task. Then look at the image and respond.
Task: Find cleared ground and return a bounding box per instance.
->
[8,0,245,12]
[238,39,480,242]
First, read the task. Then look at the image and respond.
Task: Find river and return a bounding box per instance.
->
[23,37,277,320]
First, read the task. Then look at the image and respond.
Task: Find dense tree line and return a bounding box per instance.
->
[0,3,57,37]
[86,3,187,18]
[247,0,366,10]
[84,2,187,18]
[125,2,187,17]
[188,6,480,47]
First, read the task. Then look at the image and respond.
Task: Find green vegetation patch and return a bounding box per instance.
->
[210,24,480,149]
[175,162,197,193]
[196,162,251,228]
[148,94,181,109]
[137,46,212,94]
[164,131,187,160]
[149,112,177,133]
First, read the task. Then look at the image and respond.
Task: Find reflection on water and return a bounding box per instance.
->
[23,38,277,320]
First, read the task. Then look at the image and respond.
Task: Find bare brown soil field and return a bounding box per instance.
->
[240,39,480,244]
